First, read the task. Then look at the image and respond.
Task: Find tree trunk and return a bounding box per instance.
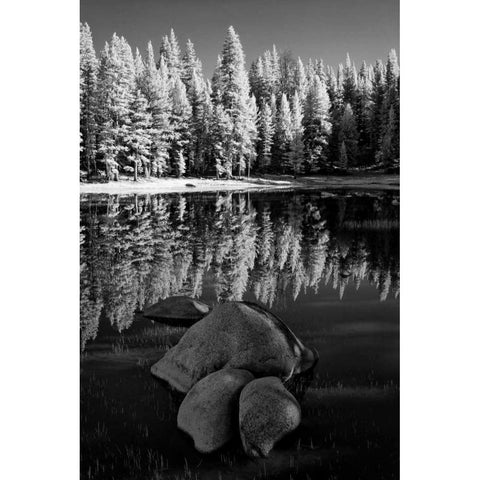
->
[134,160,138,181]
[105,160,110,182]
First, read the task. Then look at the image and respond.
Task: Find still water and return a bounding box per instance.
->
[80,188,399,480]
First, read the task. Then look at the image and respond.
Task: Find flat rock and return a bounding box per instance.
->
[239,377,301,458]
[151,301,317,393]
[143,296,210,322]
[177,369,254,453]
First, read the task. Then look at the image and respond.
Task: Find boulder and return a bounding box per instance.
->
[143,296,210,322]
[151,301,317,393]
[177,369,254,453]
[239,377,301,458]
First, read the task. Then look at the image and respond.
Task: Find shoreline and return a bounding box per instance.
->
[80,174,399,195]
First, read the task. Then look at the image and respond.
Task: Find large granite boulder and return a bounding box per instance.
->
[143,296,210,322]
[151,301,317,393]
[239,377,301,458]
[177,369,254,453]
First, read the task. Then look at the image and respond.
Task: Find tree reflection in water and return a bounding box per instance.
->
[80,190,399,350]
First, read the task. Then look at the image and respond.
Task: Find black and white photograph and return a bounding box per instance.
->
[4,1,480,480]
[79,1,399,478]
[10,2,480,480]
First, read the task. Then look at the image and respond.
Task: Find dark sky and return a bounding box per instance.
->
[81,0,399,78]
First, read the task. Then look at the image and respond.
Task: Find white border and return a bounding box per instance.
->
[2,1,480,479]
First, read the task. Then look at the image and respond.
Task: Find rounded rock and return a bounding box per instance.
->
[239,377,301,458]
[177,369,254,453]
[150,301,317,393]
[143,296,210,322]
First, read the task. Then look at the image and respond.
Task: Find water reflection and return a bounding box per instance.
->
[80,190,399,350]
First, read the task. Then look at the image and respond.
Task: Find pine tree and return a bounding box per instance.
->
[274,93,292,171]
[279,50,297,98]
[170,75,192,176]
[371,59,386,159]
[270,45,281,96]
[133,48,145,87]
[355,61,373,163]
[182,39,202,98]
[376,105,396,167]
[211,55,223,104]
[338,103,359,166]
[257,101,274,171]
[315,58,327,84]
[188,70,209,174]
[80,23,99,175]
[124,89,152,180]
[141,44,171,176]
[245,95,258,176]
[290,91,304,174]
[160,29,183,79]
[303,75,332,171]
[249,57,265,102]
[294,57,308,106]
[97,34,135,179]
[218,26,254,175]
[305,58,316,89]
[342,53,357,106]
[211,103,233,177]
[383,49,400,163]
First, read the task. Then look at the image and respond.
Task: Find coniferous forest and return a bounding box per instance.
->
[80,24,400,181]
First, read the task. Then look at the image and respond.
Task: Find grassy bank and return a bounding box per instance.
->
[80,174,399,194]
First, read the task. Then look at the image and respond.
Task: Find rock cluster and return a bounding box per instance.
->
[150,300,317,458]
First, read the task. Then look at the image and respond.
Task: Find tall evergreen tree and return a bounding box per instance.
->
[279,50,297,98]
[97,34,135,179]
[159,29,183,79]
[124,89,152,180]
[218,26,255,175]
[170,75,192,176]
[211,103,233,177]
[376,105,397,167]
[290,91,305,174]
[133,48,145,86]
[182,39,202,98]
[257,101,274,171]
[273,93,292,171]
[141,45,171,176]
[294,57,308,106]
[342,53,357,106]
[303,75,332,171]
[188,71,209,174]
[80,23,99,175]
[338,103,359,167]
[371,59,386,160]
[355,61,374,163]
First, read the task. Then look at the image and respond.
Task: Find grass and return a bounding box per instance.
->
[81,353,398,480]
[80,306,399,480]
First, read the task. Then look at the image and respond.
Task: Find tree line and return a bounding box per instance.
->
[80,24,400,181]
[80,192,399,348]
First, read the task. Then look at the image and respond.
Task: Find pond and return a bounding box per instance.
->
[80,188,399,480]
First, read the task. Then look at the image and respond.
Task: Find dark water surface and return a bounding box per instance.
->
[80,189,399,480]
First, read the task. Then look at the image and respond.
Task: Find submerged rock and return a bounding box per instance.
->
[143,296,210,322]
[150,301,317,393]
[177,369,254,453]
[239,377,301,458]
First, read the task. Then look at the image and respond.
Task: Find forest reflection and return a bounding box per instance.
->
[80,190,399,350]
